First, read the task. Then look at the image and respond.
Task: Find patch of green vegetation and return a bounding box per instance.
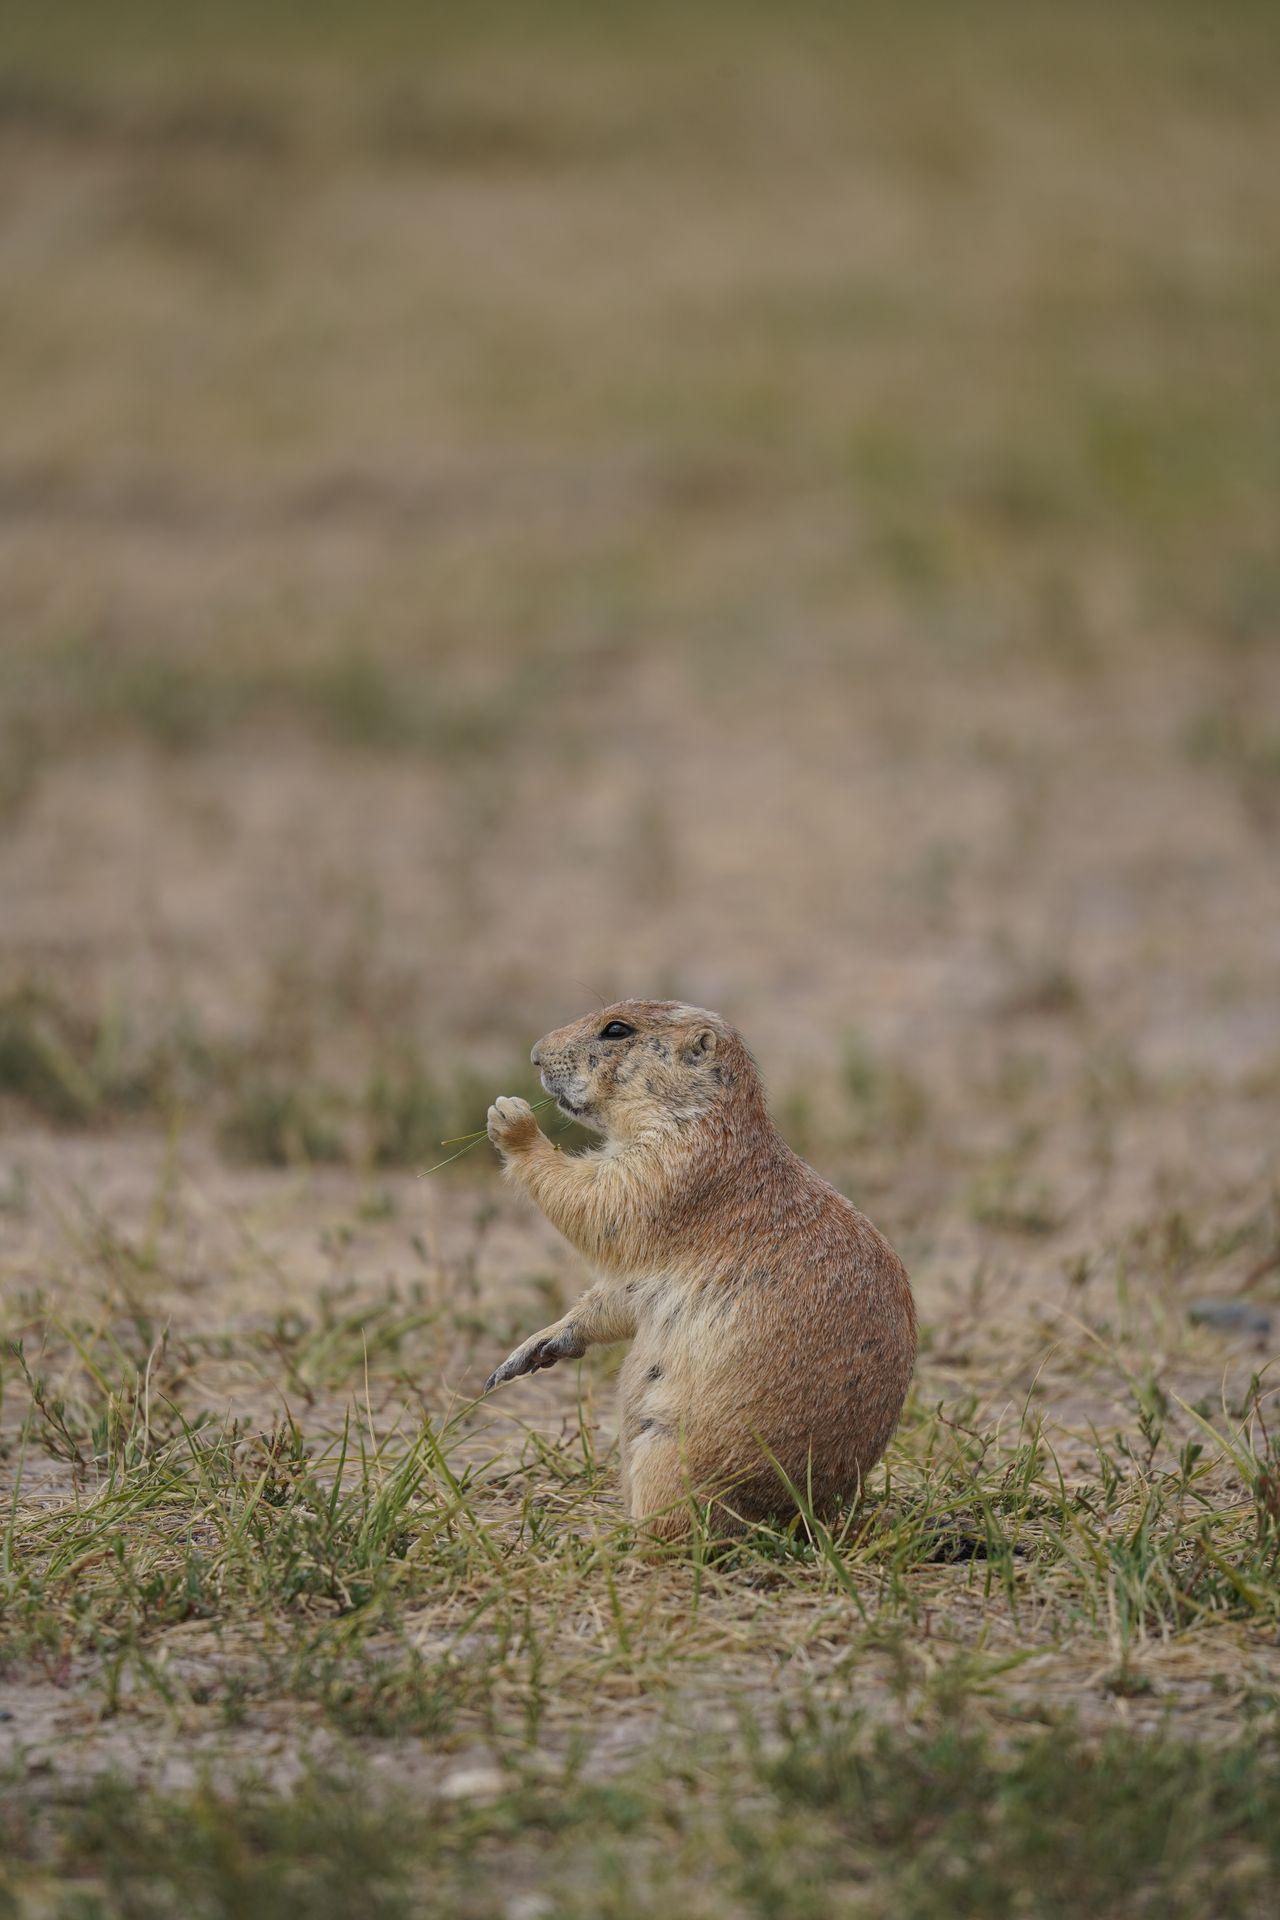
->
[0,980,543,1174]
[0,1409,449,1674]
[2,1251,1279,1919]
[1001,964,1085,1020]
[776,1035,934,1172]
[0,985,224,1129]
[218,1075,346,1168]
[0,1768,423,1920]
[1183,707,1280,834]
[0,985,101,1124]
[739,1708,1280,1920]
[967,1165,1060,1237]
[4,1317,1277,1703]
[84,648,253,751]
[5,640,571,771]
[4,1710,1280,1920]
[254,1286,442,1403]
[365,1059,450,1170]
[840,1033,929,1149]
[736,1384,1280,1647]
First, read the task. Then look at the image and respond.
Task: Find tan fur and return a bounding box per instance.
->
[484,1000,917,1542]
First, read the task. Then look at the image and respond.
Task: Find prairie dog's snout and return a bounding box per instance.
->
[484,998,917,1543]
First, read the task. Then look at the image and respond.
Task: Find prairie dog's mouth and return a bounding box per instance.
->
[540,1071,593,1121]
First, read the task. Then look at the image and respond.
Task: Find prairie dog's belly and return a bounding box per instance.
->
[615,1262,912,1506]
[617,1270,789,1437]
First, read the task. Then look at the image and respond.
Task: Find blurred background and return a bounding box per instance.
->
[2,0,1278,1231]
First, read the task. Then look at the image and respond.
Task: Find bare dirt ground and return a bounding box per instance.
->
[1,4,1278,1912]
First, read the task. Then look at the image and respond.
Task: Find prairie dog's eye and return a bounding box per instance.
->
[599,1020,635,1039]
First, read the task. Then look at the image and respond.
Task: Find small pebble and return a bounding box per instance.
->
[439,1765,506,1802]
[1188,1300,1273,1336]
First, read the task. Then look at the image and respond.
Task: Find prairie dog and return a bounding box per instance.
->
[484,999,916,1540]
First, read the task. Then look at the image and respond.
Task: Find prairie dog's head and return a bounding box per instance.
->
[530,999,758,1140]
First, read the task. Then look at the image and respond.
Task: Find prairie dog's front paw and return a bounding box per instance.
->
[487,1094,540,1158]
[483,1322,584,1394]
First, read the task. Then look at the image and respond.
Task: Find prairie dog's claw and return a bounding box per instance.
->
[483,1324,581,1395]
[484,1343,538,1393]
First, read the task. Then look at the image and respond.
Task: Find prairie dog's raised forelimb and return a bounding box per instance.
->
[485,1094,666,1268]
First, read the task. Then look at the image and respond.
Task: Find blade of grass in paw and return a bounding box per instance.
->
[419,1096,555,1175]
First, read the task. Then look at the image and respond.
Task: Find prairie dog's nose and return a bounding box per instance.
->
[530,1042,543,1067]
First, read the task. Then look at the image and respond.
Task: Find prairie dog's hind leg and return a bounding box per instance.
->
[625,1434,693,1544]
[626,1432,756,1546]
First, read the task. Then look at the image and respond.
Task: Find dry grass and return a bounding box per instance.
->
[2,2,1279,1912]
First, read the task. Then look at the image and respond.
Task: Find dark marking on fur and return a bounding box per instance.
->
[722,1267,771,1295]
[647,1364,661,1381]
[633,1415,670,1440]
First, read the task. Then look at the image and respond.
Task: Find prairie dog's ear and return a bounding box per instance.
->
[682,1027,717,1065]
